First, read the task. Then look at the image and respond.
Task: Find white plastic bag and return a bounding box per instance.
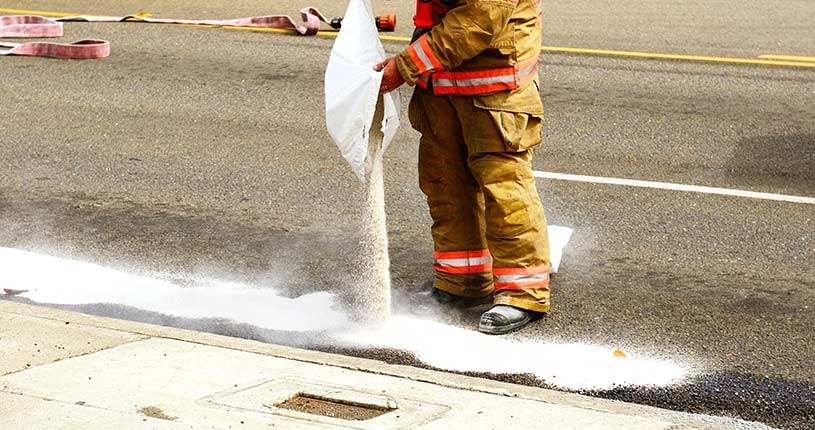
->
[325,0,400,181]
[547,225,573,273]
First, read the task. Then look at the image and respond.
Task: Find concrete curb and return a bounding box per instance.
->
[0,299,775,429]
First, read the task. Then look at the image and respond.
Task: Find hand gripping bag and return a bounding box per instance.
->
[325,0,400,181]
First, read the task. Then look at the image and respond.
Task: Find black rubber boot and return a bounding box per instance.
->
[478,305,535,335]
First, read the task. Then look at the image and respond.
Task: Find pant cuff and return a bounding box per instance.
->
[434,276,493,298]
[493,296,550,313]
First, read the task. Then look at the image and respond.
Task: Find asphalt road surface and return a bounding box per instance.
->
[1,1,813,429]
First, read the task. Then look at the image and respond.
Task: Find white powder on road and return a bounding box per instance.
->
[1,246,686,391]
[338,316,687,391]
[0,247,349,331]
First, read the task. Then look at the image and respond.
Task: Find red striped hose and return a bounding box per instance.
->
[0,8,331,59]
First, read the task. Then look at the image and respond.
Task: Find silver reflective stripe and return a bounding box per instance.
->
[495,273,550,283]
[515,63,537,79]
[434,73,515,88]
[413,41,435,72]
[435,256,493,267]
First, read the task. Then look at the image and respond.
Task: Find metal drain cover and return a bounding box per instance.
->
[202,377,449,430]
[274,392,395,421]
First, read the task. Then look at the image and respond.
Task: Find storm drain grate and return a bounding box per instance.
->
[274,393,396,421]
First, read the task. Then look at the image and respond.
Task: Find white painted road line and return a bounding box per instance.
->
[534,171,815,205]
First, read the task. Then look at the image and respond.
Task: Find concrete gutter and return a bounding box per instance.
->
[0,300,774,429]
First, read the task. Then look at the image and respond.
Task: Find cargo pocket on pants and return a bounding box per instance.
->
[485,110,543,152]
[471,83,544,153]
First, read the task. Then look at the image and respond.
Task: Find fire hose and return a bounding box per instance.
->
[0,15,109,58]
[0,8,396,59]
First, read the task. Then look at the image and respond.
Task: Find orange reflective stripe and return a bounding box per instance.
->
[433,81,515,95]
[494,279,550,290]
[493,265,550,276]
[434,263,493,274]
[407,43,425,73]
[433,249,493,275]
[428,54,539,95]
[516,70,537,87]
[434,67,515,80]
[514,55,540,88]
[494,265,551,290]
[407,35,443,74]
[433,66,516,80]
[515,54,540,71]
[434,249,490,259]
[418,35,443,70]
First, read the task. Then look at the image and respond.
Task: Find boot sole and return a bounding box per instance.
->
[477,314,532,335]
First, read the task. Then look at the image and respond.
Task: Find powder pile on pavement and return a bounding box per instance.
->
[1,247,686,391]
[338,316,687,391]
[0,247,349,331]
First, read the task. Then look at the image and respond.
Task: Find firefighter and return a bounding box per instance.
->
[375,0,550,334]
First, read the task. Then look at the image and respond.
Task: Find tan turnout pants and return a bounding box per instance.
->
[408,82,552,313]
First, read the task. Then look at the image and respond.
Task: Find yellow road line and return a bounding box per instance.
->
[540,46,815,68]
[2,7,814,69]
[757,54,815,63]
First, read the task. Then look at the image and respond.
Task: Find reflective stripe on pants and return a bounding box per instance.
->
[434,249,493,275]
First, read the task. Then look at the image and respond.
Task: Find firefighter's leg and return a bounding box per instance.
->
[469,150,552,313]
[452,84,552,314]
[409,89,493,298]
